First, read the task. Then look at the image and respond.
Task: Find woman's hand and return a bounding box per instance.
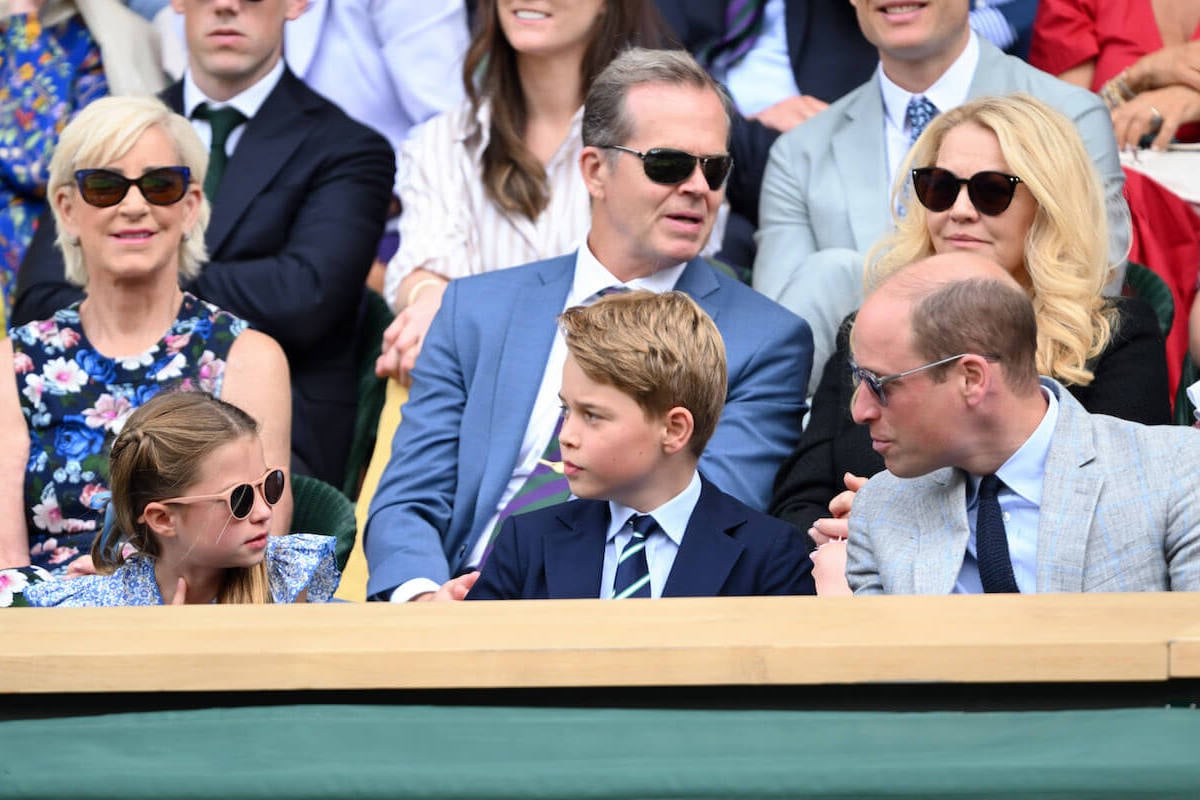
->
[1111,85,1200,150]
[811,540,852,596]
[375,276,448,384]
[1127,41,1200,95]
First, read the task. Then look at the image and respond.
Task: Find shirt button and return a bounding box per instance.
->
[1003,512,1011,523]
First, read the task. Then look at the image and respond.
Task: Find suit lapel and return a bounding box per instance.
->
[912,469,972,593]
[206,70,312,255]
[966,39,1013,99]
[1035,386,1100,593]
[662,480,744,596]
[471,255,575,533]
[674,257,722,325]
[833,88,891,251]
[544,501,608,599]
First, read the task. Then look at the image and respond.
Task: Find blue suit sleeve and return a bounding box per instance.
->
[364,280,468,597]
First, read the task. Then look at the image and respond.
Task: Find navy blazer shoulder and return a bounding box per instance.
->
[468,476,815,600]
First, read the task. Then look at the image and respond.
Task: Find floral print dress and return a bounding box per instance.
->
[0,13,108,319]
[21,534,341,606]
[11,293,247,574]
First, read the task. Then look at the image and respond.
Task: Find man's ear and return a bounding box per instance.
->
[141,503,178,539]
[579,146,609,202]
[661,406,695,455]
[959,354,991,407]
[286,0,308,21]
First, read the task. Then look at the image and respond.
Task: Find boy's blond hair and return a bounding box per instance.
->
[559,291,726,457]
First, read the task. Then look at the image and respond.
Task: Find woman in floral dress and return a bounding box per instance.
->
[0,95,291,575]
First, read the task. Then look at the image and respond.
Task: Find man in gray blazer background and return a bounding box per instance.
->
[753,0,1129,385]
[846,252,1200,595]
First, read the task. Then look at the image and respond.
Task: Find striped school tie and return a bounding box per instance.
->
[612,514,657,599]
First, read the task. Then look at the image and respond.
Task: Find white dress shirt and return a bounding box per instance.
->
[181,59,284,157]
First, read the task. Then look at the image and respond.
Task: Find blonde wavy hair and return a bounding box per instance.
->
[868,93,1120,387]
[48,95,210,288]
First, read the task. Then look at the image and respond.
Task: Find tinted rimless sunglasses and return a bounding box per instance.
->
[911,166,1022,216]
[849,354,977,407]
[160,468,286,520]
[603,145,733,191]
[74,166,191,208]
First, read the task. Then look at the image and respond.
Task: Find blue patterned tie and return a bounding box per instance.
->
[612,514,656,599]
[697,0,766,77]
[976,474,1019,593]
[905,95,939,147]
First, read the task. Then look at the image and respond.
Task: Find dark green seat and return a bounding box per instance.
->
[1175,353,1199,426]
[342,290,393,500]
[291,473,356,572]
[1123,261,1174,337]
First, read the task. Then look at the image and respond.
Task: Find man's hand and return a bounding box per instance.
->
[411,571,479,602]
[808,472,869,545]
[375,279,447,383]
[750,95,829,133]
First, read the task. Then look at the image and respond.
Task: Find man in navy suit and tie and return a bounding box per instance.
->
[365,48,813,603]
[15,0,395,488]
[469,290,814,600]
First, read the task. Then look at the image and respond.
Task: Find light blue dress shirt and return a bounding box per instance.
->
[600,472,703,599]
[955,383,1059,594]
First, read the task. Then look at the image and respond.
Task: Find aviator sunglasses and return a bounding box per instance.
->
[603,145,733,190]
[160,468,286,520]
[74,166,191,208]
[911,167,1022,216]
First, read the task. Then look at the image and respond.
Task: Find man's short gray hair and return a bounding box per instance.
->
[582,47,734,152]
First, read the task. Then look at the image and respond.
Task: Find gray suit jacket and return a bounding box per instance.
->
[847,380,1200,594]
[753,38,1129,381]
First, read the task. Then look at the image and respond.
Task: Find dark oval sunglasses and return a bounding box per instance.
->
[603,145,733,191]
[74,166,191,208]
[911,166,1022,216]
[160,468,286,520]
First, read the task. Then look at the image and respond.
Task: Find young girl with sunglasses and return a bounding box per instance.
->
[23,392,337,606]
[770,94,1171,593]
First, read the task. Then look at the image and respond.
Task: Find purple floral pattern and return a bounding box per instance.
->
[11,293,247,574]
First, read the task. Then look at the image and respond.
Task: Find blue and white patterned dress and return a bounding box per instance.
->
[20,534,340,606]
[11,293,247,574]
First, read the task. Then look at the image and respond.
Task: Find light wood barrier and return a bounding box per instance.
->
[5,593,1200,695]
[1170,620,1200,678]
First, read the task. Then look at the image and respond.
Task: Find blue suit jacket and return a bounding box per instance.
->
[467,476,815,600]
[365,253,812,597]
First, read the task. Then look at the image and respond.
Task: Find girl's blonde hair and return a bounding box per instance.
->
[48,95,210,288]
[869,93,1120,386]
[94,391,270,604]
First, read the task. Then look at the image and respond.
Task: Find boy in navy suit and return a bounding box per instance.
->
[468,291,814,600]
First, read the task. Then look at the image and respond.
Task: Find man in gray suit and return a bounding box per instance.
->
[846,252,1200,594]
[753,0,1128,384]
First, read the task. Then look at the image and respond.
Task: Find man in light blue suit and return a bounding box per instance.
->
[365,48,813,602]
[846,253,1200,595]
[753,0,1129,386]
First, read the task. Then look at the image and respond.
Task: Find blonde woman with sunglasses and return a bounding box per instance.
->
[24,392,336,606]
[0,96,291,576]
[770,94,1170,593]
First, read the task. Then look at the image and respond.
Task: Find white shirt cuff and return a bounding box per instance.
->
[389,577,442,602]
